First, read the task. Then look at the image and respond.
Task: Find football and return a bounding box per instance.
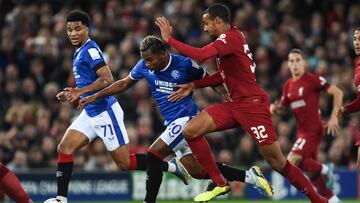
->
[43,198,62,203]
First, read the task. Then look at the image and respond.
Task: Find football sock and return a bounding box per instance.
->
[57,152,74,197]
[0,163,31,203]
[144,151,163,203]
[198,163,246,183]
[310,173,334,199]
[128,153,172,172]
[280,160,326,203]
[299,158,322,174]
[186,136,227,186]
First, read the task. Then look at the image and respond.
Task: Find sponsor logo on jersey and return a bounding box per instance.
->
[216,34,227,44]
[290,99,306,109]
[171,70,180,79]
[88,48,101,60]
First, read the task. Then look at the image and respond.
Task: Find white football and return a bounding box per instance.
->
[43,198,62,203]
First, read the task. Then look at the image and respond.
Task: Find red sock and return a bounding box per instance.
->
[0,163,31,203]
[128,154,137,170]
[299,158,323,173]
[280,161,326,203]
[187,136,227,186]
[311,173,334,199]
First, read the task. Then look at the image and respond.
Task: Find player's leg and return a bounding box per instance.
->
[55,109,96,203]
[235,98,327,203]
[0,163,32,203]
[183,103,237,187]
[289,136,338,201]
[143,138,177,203]
[183,104,238,202]
[56,129,90,203]
[144,116,196,203]
[179,153,272,197]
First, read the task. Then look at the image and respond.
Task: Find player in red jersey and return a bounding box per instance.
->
[156,3,327,203]
[270,49,343,203]
[0,163,32,203]
[337,28,360,172]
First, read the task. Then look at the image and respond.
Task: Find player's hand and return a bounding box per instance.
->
[326,115,340,136]
[79,95,97,109]
[270,101,280,114]
[63,87,81,103]
[56,91,67,102]
[336,106,345,118]
[155,16,173,43]
[168,83,194,102]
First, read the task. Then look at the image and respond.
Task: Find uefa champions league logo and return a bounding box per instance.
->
[171,70,180,79]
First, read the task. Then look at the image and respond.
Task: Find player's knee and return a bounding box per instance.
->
[182,126,198,140]
[264,154,286,172]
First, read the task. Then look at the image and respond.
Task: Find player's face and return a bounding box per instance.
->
[202,13,218,38]
[288,53,305,77]
[141,50,167,71]
[354,30,360,55]
[67,21,89,47]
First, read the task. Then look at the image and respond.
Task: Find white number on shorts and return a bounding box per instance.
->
[251,125,268,140]
[292,138,306,150]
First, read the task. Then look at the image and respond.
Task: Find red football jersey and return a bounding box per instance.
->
[280,72,330,132]
[354,58,360,89]
[211,27,268,101]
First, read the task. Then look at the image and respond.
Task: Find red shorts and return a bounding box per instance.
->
[291,129,323,160]
[205,96,277,146]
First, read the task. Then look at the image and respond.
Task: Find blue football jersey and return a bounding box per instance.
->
[130,54,206,125]
[72,39,116,117]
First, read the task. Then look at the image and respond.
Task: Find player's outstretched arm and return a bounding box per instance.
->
[155,16,218,62]
[77,65,114,96]
[326,84,343,135]
[79,75,137,108]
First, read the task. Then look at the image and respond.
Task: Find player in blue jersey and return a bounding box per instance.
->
[79,35,273,203]
[46,11,189,203]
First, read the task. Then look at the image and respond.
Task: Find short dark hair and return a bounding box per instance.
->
[289,48,306,58]
[140,36,166,53]
[204,4,231,23]
[66,10,90,27]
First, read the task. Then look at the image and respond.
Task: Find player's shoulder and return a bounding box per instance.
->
[216,27,242,44]
[134,58,146,69]
[80,40,103,59]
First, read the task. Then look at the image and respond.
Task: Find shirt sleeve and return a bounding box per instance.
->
[129,60,145,80]
[211,33,237,57]
[85,47,107,71]
[186,58,207,81]
[312,74,330,91]
[345,92,360,113]
[167,38,218,62]
[193,71,223,89]
[279,81,290,108]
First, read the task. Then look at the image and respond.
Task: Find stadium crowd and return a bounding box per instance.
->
[0,0,359,173]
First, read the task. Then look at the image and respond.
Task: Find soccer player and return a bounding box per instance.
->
[79,35,273,203]
[337,27,360,172]
[270,49,343,203]
[155,4,328,203]
[48,11,187,203]
[0,163,32,203]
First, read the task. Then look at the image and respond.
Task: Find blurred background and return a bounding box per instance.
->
[0,0,360,202]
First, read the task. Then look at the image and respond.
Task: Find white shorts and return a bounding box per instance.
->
[68,102,129,151]
[160,116,193,158]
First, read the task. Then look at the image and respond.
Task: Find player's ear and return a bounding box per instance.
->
[214,16,223,25]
